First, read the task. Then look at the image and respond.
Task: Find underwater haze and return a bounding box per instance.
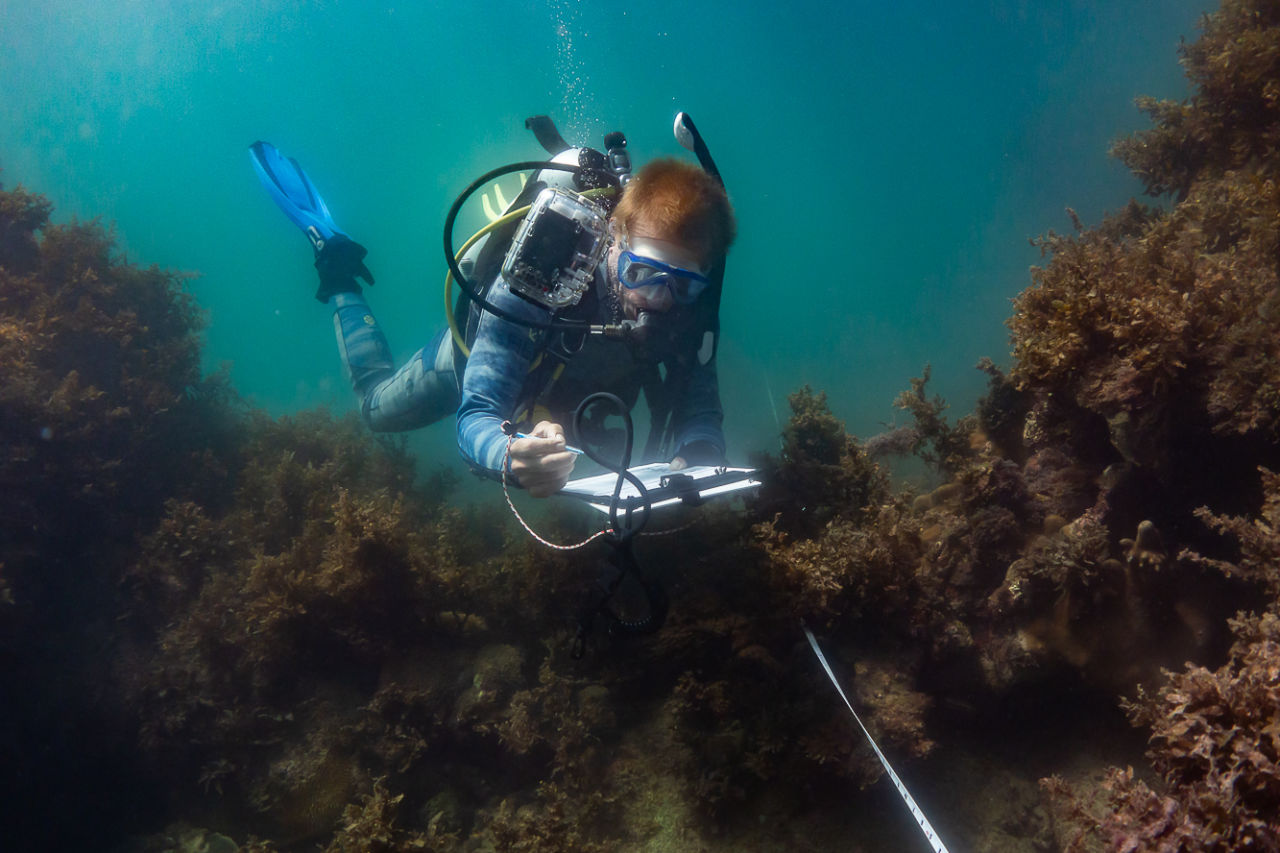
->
[1,0,1209,477]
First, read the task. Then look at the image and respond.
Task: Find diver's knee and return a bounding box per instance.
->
[358,394,384,432]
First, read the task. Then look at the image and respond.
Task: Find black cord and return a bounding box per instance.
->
[570,393,667,657]
[572,392,651,536]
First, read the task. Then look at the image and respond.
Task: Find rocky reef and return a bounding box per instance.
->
[3,1,1280,850]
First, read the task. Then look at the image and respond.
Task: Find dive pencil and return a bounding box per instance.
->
[513,432,585,455]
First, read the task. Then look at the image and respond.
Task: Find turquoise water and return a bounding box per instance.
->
[1,0,1208,478]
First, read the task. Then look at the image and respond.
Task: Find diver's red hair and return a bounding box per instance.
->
[613,158,736,263]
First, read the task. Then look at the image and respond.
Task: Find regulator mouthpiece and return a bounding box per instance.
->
[593,311,661,343]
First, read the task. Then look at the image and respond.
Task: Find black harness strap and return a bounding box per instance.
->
[525,115,572,156]
[640,362,671,462]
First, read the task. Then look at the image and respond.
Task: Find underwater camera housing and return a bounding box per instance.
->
[501,187,610,310]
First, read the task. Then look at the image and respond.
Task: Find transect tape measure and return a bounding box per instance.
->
[803,626,951,853]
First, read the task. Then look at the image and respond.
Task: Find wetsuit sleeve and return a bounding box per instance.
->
[456,280,549,478]
[669,356,727,464]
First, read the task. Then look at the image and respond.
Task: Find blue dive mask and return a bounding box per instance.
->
[617,249,711,305]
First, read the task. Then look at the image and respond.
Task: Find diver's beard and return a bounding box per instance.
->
[616,281,674,318]
[620,293,677,322]
[604,245,626,321]
[631,310,659,340]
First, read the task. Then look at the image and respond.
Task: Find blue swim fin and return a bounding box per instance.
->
[249,141,345,252]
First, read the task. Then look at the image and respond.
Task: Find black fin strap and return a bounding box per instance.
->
[677,113,723,187]
[525,115,572,156]
[640,363,670,462]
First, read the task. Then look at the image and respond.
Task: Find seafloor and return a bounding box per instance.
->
[2,2,1279,850]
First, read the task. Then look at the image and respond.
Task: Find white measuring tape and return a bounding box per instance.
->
[803,626,951,853]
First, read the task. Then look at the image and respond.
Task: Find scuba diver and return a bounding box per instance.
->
[250,116,736,498]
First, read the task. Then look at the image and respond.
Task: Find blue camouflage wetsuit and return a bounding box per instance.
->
[327,267,726,482]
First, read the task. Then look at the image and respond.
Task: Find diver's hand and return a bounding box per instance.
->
[670,441,723,470]
[510,420,576,498]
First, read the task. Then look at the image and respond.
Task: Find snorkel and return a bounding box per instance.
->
[673,112,722,184]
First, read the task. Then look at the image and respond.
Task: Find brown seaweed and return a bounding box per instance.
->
[6,1,1280,849]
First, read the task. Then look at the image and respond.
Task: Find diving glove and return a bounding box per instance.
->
[674,440,726,467]
[314,234,375,303]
